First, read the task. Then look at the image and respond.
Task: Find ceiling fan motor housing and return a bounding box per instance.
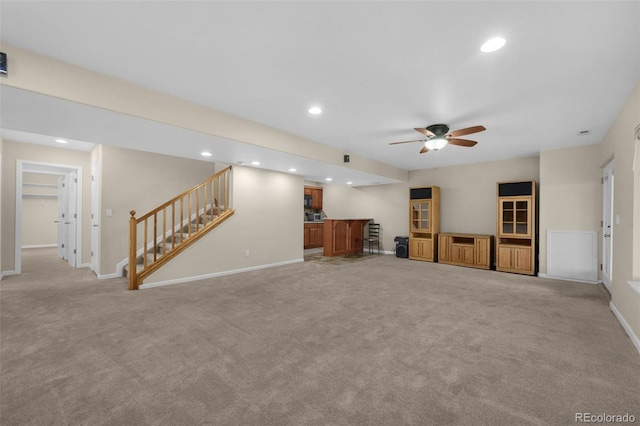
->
[426,124,450,137]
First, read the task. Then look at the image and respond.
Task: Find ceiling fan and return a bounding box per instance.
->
[389,124,486,153]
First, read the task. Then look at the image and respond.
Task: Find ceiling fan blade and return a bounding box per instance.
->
[447,138,478,147]
[389,139,425,145]
[446,125,486,138]
[414,127,436,137]
[419,146,429,154]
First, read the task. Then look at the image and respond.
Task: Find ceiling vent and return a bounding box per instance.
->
[577,130,591,136]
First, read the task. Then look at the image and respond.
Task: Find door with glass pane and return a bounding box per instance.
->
[410,200,431,232]
[498,197,532,238]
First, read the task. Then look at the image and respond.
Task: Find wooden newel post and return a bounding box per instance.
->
[129,210,138,290]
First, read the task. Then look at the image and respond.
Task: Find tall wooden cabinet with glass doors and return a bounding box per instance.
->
[409,186,440,262]
[496,180,536,275]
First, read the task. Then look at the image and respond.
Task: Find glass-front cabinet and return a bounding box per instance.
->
[410,200,431,232]
[408,186,440,262]
[498,197,532,237]
[496,181,536,275]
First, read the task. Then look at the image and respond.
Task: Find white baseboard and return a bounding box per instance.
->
[610,301,640,355]
[97,272,121,280]
[21,244,57,249]
[139,258,304,290]
[1,270,18,279]
[78,263,92,269]
[538,273,601,285]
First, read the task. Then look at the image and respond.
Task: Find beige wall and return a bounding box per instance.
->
[21,173,59,247]
[538,145,602,276]
[408,157,540,236]
[99,145,217,275]
[598,80,640,343]
[1,140,91,273]
[146,166,303,285]
[322,156,540,253]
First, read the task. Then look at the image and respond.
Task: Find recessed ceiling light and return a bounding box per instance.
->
[288,168,297,172]
[347,181,353,185]
[308,106,322,115]
[55,139,68,144]
[200,151,212,157]
[251,161,260,166]
[325,177,332,181]
[481,37,506,53]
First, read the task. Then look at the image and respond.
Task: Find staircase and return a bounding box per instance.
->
[127,166,234,290]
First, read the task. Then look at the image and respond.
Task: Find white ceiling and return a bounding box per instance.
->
[1,1,639,183]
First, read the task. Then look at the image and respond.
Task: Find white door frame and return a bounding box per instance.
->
[15,160,83,274]
[602,159,614,291]
[90,162,100,274]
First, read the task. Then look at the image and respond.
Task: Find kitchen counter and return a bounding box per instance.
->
[323,219,372,257]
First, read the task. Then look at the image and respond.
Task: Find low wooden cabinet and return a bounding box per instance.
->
[304,222,324,249]
[438,233,493,270]
[323,219,369,257]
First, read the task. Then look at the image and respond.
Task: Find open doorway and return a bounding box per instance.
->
[15,160,83,275]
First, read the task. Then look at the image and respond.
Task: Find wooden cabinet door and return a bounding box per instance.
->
[304,227,310,248]
[498,197,532,238]
[311,188,323,209]
[309,226,318,246]
[410,200,431,232]
[438,235,450,261]
[332,221,350,255]
[409,239,422,259]
[475,239,489,267]
[514,247,532,272]
[497,246,514,269]
[317,225,324,247]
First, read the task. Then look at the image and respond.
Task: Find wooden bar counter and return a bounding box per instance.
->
[323,219,371,257]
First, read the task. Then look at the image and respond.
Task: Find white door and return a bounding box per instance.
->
[90,164,100,273]
[57,175,65,259]
[66,170,78,267]
[602,159,614,290]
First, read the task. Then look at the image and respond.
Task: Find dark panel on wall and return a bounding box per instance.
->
[498,181,533,197]
[410,187,432,199]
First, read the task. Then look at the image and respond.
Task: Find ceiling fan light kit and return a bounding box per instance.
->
[390,124,486,154]
[424,138,448,151]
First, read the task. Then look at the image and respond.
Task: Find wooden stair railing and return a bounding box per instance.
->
[128,166,234,290]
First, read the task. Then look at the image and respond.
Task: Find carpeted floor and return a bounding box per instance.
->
[1,248,639,425]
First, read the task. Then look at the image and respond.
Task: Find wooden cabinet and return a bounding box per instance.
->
[323,219,369,256]
[305,186,323,210]
[408,186,440,262]
[304,222,324,249]
[496,180,536,275]
[438,233,493,270]
[497,245,532,272]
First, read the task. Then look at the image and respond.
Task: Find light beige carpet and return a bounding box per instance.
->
[1,248,639,425]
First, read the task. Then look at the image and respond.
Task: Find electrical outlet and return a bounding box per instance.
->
[245,249,250,257]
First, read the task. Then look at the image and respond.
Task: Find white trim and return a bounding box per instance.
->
[537,273,601,285]
[610,301,640,355]
[21,244,58,249]
[97,272,121,280]
[139,258,304,290]
[78,263,92,269]
[1,270,18,278]
[628,281,640,296]
[15,160,84,274]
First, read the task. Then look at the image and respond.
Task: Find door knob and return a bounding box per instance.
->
[604,234,610,238]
